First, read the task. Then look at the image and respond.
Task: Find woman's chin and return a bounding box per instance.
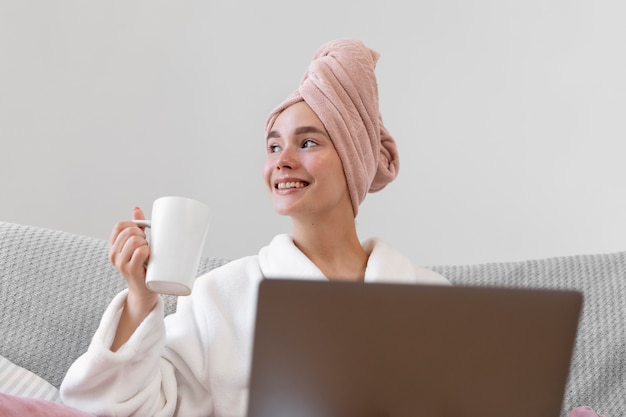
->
[273,203,310,218]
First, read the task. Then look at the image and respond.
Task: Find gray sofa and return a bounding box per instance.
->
[0,221,623,416]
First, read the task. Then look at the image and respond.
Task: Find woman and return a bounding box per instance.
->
[59,38,450,417]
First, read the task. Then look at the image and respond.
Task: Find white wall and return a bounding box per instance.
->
[1,0,624,266]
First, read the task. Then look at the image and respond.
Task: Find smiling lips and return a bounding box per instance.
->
[276,181,309,190]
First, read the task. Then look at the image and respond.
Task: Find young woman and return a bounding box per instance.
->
[60,38,450,417]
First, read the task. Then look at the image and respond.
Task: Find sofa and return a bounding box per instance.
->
[0,221,623,416]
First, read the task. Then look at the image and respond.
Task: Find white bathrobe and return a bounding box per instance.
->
[60,234,449,417]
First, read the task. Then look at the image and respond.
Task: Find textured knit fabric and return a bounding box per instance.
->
[265,39,399,216]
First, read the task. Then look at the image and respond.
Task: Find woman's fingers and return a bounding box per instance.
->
[119,232,150,276]
[109,207,146,246]
[109,220,150,282]
[132,206,146,224]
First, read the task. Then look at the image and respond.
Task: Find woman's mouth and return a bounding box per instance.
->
[276,181,309,190]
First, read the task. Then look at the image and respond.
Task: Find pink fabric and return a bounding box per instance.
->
[0,393,607,417]
[568,406,606,417]
[0,393,94,416]
[265,38,399,216]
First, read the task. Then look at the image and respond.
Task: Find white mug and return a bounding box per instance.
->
[134,196,211,296]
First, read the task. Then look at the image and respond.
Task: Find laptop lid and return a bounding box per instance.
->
[246,279,583,417]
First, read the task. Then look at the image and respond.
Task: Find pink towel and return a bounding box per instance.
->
[0,393,94,416]
[266,38,399,216]
[568,406,606,417]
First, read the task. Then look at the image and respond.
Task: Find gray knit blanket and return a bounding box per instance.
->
[0,221,623,416]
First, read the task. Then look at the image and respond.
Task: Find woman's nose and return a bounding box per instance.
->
[276,146,297,169]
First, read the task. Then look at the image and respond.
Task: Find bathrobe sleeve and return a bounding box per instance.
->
[60,255,264,417]
[59,290,179,417]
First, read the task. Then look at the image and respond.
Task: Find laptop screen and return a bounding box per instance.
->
[246,279,582,417]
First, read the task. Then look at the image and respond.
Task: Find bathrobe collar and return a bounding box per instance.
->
[258,234,418,283]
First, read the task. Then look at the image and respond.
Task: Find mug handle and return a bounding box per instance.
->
[131,219,152,228]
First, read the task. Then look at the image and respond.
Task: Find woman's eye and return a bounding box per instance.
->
[302,140,317,148]
[268,144,281,153]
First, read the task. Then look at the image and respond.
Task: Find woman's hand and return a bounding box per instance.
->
[109,207,159,351]
[109,207,153,298]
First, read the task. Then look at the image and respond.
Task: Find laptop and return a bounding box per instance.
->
[246,279,583,417]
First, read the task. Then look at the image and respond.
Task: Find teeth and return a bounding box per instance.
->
[277,181,307,190]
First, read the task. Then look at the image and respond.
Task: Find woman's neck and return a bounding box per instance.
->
[291,214,368,281]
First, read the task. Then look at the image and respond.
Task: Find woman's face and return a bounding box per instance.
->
[263,101,351,219]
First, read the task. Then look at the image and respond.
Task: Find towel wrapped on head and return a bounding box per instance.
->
[265,38,399,216]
